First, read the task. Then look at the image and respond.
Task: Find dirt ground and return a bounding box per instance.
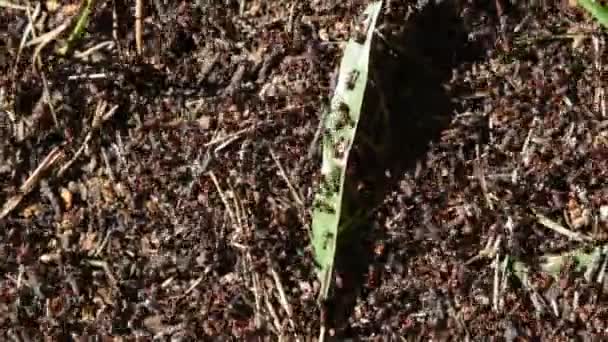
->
[1,0,608,340]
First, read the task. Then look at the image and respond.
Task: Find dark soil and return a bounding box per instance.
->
[1,0,608,340]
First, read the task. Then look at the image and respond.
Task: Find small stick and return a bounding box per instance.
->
[596,250,608,284]
[86,259,118,289]
[286,1,296,33]
[135,0,143,55]
[214,134,243,153]
[520,117,538,167]
[208,171,236,225]
[475,144,494,210]
[183,276,203,296]
[307,109,327,160]
[12,2,40,87]
[263,289,283,334]
[93,229,112,256]
[74,40,115,60]
[0,0,31,10]
[25,16,72,61]
[57,102,118,177]
[0,146,63,219]
[227,180,244,236]
[269,147,304,207]
[270,266,299,339]
[21,2,60,127]
[492,252,500,312]
[499,255,510,311]
[112,0,120,51]
[319,325,327,342]
[534,210,592,242]
[204,126,253,147]
[248,253,263,329]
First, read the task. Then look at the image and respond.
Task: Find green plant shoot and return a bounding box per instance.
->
[57,0,97,56]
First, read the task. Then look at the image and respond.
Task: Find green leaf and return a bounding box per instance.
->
[311,1,383,303]
[577,0,608,28]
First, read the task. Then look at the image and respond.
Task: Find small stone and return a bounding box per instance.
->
[60,187,73,209]
[198,115,211,130]
[599,206,608,222]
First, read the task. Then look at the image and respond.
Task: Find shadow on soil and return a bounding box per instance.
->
[326,1,494,338]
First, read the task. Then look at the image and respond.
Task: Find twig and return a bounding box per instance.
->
[549,296,559,318]
[520,117,538,167]
[319,325,327,342]
[135,0,143,55]
[74,40,115,60]
[214,134,243,153]
[204,126,253,148]
[238,188,251,237]
[475,144,493,210]
[101,147,115,181]
[286,1,296,33]
[67,73,108,80]
[465,235,501,265]
[239,0,246,15]
[20,2,60,128]
[570,291,580,322]
[499,255,509,312]
[183,276,203,296]
[269,147,304,207]
[12,1,40,82]
[0,0,31,11]
[16,265,24,290]
[592,35,605,117]
[227,180,244,237]
[25,17,72,63]
[225,64,246,95]
[112,0,119,45]
[530,289,547,317]
[596,249,608,284]
[270,266,298,338]
[57,101,118,177]
[533,210,593,242]
[492,252,500,312]
[93,229,112,257]
[86,259,118,289]
[208,171,236,225]
[248,253,263,329]
[161,276,174,289]
[0,146,63,219]
[307,108,327,160]
[584,247,603,282]
[263,289,283,334]
[40,75,59,127]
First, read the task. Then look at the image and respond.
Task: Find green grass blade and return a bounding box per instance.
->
[311,1,383,303]
[57,0,96,56]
